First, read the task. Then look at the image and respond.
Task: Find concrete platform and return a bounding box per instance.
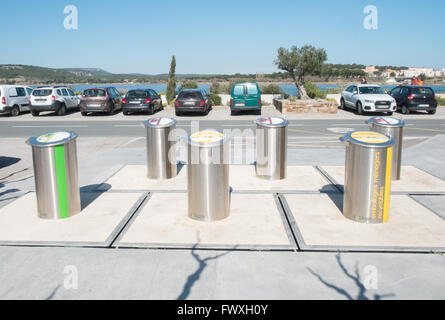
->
[320,166,445,194]
[103,164,335,193]
[281,193,445,252]
[0,192,145,247]
[116,193,296,250]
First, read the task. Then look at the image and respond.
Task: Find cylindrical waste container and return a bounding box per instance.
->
[366,116,405,180]
[187,131,230,221]
[26,131,81,220]
[340,131,395,224]
[254,116,288,180]
[142,117,177,180]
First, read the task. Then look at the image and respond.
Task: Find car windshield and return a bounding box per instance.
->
[178,92,201,100]
[32,89,52,96]
[126,90,149,98]
[359,86,386,94]
[411,87,434,95]
[83,89,106,97]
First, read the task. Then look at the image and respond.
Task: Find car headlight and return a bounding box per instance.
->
[365,99,374,103]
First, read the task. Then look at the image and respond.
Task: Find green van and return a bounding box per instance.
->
[230,82,261,115]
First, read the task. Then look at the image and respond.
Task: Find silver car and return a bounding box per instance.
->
[340,84,397,115]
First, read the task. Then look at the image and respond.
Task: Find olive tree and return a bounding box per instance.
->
[274,45,327,100]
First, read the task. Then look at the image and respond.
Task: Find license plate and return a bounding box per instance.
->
[376,105,388,109]
[235,103,245,107]
[184,101,195,105]
[36,99,46,102]
[418,104,429,107]
[130,101,140,104]
[89,103,101,107]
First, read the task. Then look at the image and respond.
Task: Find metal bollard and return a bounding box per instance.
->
[26,131,81,220]
[340,131,395,224]
[187,131,230,221]
[142,117,177,180]
[366,116,405,180]
[254,116,288,180]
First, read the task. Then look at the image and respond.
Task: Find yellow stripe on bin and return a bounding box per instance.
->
[383,146,392,222]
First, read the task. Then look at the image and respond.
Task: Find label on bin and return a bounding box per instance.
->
[258,116,286,125]
[148,117,174,126]
[373,117,401,125]
[36,132,70,144]
[351,131,389,144]
[190,131,225,143]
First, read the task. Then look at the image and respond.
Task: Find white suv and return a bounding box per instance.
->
[0,85,33,116]
[340,84,397,115]
[30,86,80,116]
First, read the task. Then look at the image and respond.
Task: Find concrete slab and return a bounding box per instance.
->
[105,164,335,192]
[321,165,445,193]
[0,192,145,247]
[117,193,295,250]
[282,193,445,252]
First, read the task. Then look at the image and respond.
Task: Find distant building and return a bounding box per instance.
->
[364,66,377,75]
[404,67,435,78]
[382,69,405,78]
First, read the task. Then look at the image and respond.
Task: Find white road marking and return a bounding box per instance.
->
[12,125,88,128]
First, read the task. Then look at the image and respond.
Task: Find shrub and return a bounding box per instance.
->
[304,80,326,99]
[436,96,445,106]
[209,93,222,106]
[178,81,198,92]
[260,84,285,95]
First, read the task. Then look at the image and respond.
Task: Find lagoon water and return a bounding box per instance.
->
[54,83,445,95]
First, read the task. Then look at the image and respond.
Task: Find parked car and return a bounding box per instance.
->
[30,86,80,116]
[79,87,122,116]
[0,85,33,116]
[340,84,396,115]
[122,89,163,115]
[230,82,262,116]
[389,85,437,115]
[174,89,211,116]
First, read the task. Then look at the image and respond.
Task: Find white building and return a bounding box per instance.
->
[404,67,435,78]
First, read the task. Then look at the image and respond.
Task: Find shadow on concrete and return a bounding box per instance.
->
[177,233,236,300]
[320,185,344,213]
[307,253,395,300]
[0,156,21,170]
[177,161,186,175]
[80,183,111,210]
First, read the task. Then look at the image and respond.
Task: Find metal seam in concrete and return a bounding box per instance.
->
[407,194,445,222]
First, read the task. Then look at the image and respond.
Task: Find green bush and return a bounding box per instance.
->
[209,93,222,106]
[260,84,285,95]
[303,80,326,99]
[178,81,198,92]
[436,96,445,106]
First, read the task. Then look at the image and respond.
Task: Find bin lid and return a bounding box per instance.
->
[27,131,79,147]
[143,117,176,128]
[254,116,289,128]
[340,131,395,148]
[365,116,405,128]
[189,130,229,147]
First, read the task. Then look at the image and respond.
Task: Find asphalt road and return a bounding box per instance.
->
[2,119,445,138]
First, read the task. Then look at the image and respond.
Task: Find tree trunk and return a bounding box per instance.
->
[295,81,310,100]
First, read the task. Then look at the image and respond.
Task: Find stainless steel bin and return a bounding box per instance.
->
[340,131,395,224]
[26,131,81,220]
[142,117,177,180]
[187,131,230,221]
[254,116,288,180]
[366,116,405,180]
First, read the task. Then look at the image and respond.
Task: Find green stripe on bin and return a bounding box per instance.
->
[55,145,69,219]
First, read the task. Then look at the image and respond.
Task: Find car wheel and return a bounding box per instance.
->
[340,98,345,110]
[57,103,66,116]
[108,104,114,115]
[31,110,40,117]
[150,106,155,115]
[428,109,436,115]
[81,111,88,116]
[356,101,363,115]
[386,112,393,116]
[10,105,20,117]
[231,109,237,116]
[401,104,409,115]
[123,111,129,116]
[175,110,181,116]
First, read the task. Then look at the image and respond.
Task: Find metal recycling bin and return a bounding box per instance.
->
[366,116,405,180]
[26,131,81,220]
[340,131,395,224]
[143,117,177,180]
[187,131,230,221]
[254,116,288,180]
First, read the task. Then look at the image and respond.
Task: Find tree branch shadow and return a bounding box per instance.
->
[177,232,237,300]
[307,253,395,300]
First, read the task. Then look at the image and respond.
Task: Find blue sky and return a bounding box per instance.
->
[1,0,444,74]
